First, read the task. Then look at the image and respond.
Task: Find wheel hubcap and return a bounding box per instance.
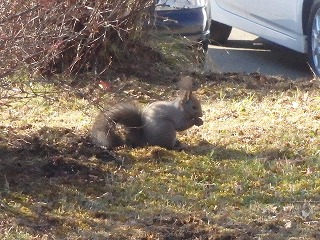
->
[312,9,320,74]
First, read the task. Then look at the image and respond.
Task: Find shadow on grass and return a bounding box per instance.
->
[0,126,127,236]
[188,139,300,161]
[0,126,316,239]
[0,126,224,238]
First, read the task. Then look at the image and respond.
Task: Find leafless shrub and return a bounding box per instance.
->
[0,0,155,78]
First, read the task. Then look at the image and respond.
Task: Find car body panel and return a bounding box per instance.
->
[155,7,208,40]
[155,0,210,42]
[215,0,246,17]
[210,0,307,53]
[156,0,207,9]
[246,1,304,36]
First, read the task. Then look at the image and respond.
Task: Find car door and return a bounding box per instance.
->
[246,0,303,36]
[215,0,247,17]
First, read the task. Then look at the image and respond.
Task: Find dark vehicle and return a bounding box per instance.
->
[154,0,211,51]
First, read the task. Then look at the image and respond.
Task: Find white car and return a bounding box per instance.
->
[209,0,320,76]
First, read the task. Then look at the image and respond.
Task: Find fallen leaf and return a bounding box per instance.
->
[98,80,112,91]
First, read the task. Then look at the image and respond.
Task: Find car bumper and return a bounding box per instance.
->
[155,7,209,42]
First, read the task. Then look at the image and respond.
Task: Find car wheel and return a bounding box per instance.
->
[308,0,320,76]
[209,20,232,45]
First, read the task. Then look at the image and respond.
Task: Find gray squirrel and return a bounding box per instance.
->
[90,76,203,150]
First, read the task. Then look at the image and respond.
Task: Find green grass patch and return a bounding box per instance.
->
[1,72,320,239]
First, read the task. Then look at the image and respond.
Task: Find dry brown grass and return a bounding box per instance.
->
[1,69,320,239]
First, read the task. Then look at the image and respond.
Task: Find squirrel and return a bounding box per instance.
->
[90,76,203,150]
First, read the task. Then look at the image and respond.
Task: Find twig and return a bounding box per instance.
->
[0,5,39,25]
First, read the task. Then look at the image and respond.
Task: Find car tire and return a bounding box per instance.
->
[307,0,320,76]
[209,20,232,45]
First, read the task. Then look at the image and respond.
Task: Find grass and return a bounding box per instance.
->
[1,66,320,238]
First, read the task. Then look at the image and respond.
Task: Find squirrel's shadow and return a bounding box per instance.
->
[186,140,299,162]
[186,140,251,160]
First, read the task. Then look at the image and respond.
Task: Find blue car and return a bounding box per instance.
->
[154,0,211,51]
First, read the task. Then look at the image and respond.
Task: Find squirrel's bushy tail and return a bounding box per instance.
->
[91,102,145,149]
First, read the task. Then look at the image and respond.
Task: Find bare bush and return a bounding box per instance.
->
[0,0,154,78]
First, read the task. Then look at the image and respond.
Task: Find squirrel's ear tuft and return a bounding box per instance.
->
[178,76,194,102]
[180,90,192,102]
[178,76,194,91]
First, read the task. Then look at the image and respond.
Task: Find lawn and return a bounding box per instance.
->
[1,69,320,239]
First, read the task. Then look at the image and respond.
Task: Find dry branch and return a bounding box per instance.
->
[0,0,155,78]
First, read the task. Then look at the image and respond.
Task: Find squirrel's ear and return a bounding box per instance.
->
[178,76,194,102]
[180,90,192,102]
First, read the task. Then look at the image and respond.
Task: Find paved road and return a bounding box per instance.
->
[206,28,313,80]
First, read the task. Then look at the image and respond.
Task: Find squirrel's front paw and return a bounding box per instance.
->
[194,117,203,126]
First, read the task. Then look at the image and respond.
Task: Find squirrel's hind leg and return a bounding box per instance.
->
[143,121,177,149]
[126,128,146,148]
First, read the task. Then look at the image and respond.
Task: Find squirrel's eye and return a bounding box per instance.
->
[192,106,197,110]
